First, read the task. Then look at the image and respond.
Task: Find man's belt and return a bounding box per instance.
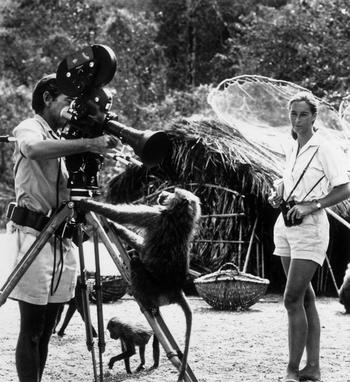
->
[6,202,74,239]
[6,203,51,231]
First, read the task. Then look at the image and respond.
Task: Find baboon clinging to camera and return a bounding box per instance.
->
[78,188,201,382]
[107,316,159,373]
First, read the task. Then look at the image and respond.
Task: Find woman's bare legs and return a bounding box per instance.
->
[299,285,321,380]
[281,257,320,381]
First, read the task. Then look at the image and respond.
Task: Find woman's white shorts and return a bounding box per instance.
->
[273,210,329,266]
[8,226,78,305]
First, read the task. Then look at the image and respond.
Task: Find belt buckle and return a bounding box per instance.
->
[6,202,17,220]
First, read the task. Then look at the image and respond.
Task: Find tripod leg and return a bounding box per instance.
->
[84,212,199,382]
[85,213,131,284]
[0,204,74,306]
[153,304,197,381]
[142,310,198,382]
[76,223,98,382]
[92,228,105,382]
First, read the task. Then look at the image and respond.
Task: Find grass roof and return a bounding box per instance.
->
[107,117,284,204]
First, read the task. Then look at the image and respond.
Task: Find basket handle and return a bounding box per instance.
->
[218,262,240,273]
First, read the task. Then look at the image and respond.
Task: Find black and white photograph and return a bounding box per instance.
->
[0,1,349,381]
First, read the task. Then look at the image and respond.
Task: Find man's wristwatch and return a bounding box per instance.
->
[314,200,322,210]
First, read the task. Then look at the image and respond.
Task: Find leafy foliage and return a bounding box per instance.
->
[98,8,168,125]
[227,0,350,105]
[151,0,231,89]
[135,85,215,131]
[0,0,102,86]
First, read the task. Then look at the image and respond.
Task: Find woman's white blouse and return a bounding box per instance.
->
[283,131,349,202]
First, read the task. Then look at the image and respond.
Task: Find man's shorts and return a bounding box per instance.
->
[273,210,329,266]
[8,226,78,305]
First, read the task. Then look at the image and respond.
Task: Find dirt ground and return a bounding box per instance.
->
[0,293,349,382]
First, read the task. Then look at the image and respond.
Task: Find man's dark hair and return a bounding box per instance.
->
[32,73,62,114]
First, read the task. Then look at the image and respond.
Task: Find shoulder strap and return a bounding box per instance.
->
[285,146,319,202]
[301,175,325,202]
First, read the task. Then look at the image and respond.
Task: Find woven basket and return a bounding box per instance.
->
[89,275,128,303]
[194,263,270,310]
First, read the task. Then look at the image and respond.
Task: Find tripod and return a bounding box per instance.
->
[0,196,199,382]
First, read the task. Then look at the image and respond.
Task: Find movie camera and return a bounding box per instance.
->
[56,44,171,193]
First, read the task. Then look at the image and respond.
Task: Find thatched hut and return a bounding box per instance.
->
[107,76,350,295]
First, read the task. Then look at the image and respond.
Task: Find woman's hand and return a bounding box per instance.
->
[286,201,315,223]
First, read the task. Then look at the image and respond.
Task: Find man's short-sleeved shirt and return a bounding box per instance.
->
[13,114,70,214]
[283,131,349,202]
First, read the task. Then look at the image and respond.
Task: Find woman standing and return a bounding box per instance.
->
[269,91,350,382]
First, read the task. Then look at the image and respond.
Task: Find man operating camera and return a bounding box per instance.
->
[6,73,117,382]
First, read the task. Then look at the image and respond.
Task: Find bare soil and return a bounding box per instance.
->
[0,294,349,382]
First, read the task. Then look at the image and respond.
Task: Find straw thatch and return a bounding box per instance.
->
[108,117,283,199]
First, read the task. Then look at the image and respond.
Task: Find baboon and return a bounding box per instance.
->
[339,263,350,313]
[78,188,201,381]
[106,316,159,373]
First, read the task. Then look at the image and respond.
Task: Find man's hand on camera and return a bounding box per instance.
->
[86,135,120,155]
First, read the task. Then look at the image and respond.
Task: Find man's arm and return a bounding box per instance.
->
[21,135,117,160]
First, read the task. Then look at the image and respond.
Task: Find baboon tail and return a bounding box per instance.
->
[177,291,192,382]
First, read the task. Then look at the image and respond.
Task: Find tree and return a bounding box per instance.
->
[0,0,103,86]
[151,0,231,89]
[228,0,350,103]
[98,8,168,125]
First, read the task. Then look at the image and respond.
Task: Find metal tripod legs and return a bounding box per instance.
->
[76,222,105,382]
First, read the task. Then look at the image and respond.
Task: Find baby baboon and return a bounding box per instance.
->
[107,316,159,373]
[78,188,201,381]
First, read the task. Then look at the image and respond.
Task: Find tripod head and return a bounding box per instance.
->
[56,44,171,194]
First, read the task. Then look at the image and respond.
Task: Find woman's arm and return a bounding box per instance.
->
[287,182,350,221]
[316,182,350,210]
